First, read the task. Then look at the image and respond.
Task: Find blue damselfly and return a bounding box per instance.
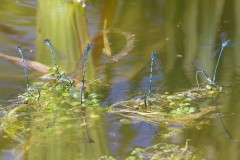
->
[43,39,72,88]
[212,32,231,83]
[80,43,92,104]
[17,46,40,100]
[43,39,66,79]
[144,50,162,109]
[144,50,162,96]
[17,46,30,90]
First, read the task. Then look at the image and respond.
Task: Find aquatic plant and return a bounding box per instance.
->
[109,84,225,128]
[100,139,203,160]
[1,64,104,144]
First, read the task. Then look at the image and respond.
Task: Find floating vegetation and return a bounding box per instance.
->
[1,65,104,145]
[109,84,226,128]
[100,139,203,160]
[128,140,203,160]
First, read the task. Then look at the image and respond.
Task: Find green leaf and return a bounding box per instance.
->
[71,101,81,106]
[88,93,98,99]
[58,116,72,122]
[126,156,136,160]
[90,99,99,104]
[70,88,80,99]
[62,92,70,97]
[44,102,58,112]
[56,84,64,91]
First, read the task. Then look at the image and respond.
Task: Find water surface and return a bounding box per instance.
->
[1,0,240,159]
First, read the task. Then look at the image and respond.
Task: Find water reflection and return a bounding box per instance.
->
[1,0,240,159]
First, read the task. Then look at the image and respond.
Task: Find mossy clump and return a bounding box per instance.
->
[1,66,104,143]
[100,140,203,160]
[109,84,226,127]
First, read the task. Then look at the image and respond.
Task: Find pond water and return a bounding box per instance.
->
[1,0,240,159]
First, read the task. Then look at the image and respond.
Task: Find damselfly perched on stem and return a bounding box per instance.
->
[43,39,72,88]
[17,46,40,100]
[43,39,66,79]
[144,50,162,109]
[80,43,92,104]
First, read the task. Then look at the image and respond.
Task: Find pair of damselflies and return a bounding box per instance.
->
[43,39,93,103]
[196,32,233,88]
[44,39,92,104]
[44,39,92,103]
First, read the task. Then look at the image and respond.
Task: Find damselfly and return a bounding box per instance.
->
[146,50,161,96]
[17,46,30,90]
[43,39,72,88]
[43,39,66,79]
[148,51,157,95]
[212,32,231,83]
[80,43,92,104]
[144,50,162,108]
[17,46,40,100]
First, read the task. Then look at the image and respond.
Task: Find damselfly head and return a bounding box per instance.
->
[86,43,93,49]
[43,38,66,60]
[17,46,22,51]
[43,39,51,46]
[222,39,231,48]
[151,50,157,58]
[17,46,34,57]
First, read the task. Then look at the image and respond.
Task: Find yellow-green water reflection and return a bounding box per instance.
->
[1,0,240,159]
